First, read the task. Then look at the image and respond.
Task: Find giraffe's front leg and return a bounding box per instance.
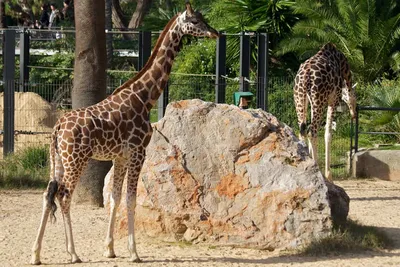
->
[104,159,126,258]
[126,152,145,263]
[127,190,141,263]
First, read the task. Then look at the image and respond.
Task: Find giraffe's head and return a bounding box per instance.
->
[178,2,219,38]
[342,82,357,120]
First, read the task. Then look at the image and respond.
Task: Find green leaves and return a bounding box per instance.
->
[363,80,400,142]
[278,0,400,83]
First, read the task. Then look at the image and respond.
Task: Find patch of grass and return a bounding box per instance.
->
[301,219,392,256]
[0,146,50,189]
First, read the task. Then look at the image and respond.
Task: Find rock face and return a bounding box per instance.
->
[104,99,342,249]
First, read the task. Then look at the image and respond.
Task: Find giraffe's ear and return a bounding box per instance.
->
[185,1,194,17]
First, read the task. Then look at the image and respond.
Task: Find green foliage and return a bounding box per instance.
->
[207,0,298,73]
[361,79,400,142]
[301,219,392,256]
[169,39,217,102]
[208,0,297,36]
[277,0,400,83]
[30,53,74,82]
[19,146,49,171]
[173,39,216,75]
[0,146,50,189]
[29,35,75,83]
[6,0,65,23]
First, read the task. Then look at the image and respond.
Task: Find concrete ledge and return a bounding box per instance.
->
[352,150,400,180]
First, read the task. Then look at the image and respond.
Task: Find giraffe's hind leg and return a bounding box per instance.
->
[104,158,127,258]
[294,82,308,141]
[30,187,54,265]
[308,97,325,164]
[31,150,60,265]
[57,159,89,264]
[324,104,336,182]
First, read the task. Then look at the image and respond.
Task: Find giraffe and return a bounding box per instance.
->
[30,3,218,265]
[293,43,357,181]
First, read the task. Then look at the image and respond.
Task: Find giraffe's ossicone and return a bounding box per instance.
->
[293,43,357,181]
[30,2,219,265]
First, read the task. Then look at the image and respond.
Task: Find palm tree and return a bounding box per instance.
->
[72,0,112,205]
[277,0,400,82]
[207,0,297,72]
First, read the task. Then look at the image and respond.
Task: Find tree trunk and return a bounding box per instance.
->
[0,0,6,28]
[112,0,126,30]
[112,0,152,40]
[127,0,152,29]
[72,0,112,206]
[105,0,113,68]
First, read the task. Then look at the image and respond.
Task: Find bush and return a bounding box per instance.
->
[301,219,392,256]
[0,146,50,189]
[359,79,400,144]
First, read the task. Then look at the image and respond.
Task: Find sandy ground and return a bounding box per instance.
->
[1,179,400,267]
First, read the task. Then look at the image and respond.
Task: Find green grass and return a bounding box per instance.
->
[150,108,159,123]
[0,146,50,189]
[315,135,351,179]
[300,219,392,256]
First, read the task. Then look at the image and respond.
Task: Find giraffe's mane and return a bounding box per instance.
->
[111,14,180,95]
[320,42,337,52]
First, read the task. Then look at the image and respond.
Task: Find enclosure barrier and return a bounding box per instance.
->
[352,105,400,153]
[0,28,356,178]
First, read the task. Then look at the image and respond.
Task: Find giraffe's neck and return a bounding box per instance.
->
[113,14,183,110]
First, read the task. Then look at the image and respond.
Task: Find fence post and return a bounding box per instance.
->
[354,105,359,153]
[257,33,268,111]
[215,33,226,103]
[3,29,16,156]
[239,32,250,92]
[19,28,29,92]
[139,31,151,70]
[158,83,169,120]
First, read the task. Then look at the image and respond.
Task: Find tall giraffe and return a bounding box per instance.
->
[30,3,218,265]
[293,43,356,181]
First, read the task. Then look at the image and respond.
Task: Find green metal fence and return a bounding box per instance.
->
[0,75,355,178]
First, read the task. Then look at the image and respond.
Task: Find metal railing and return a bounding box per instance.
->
[353,105,400,153]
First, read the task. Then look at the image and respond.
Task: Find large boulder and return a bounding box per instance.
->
[104,99,348,249]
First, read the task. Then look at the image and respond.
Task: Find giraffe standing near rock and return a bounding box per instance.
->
[293,43,357,181]
[30,3,219,265]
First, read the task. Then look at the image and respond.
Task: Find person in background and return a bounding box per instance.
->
[39,4,49,29]
[49,3,63,29]
[62,0,74,22]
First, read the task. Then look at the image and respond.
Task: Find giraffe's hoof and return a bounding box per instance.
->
[71,257,82,264]
[30,260,41,265]
[104,251,116,258]
[129,256,142,263]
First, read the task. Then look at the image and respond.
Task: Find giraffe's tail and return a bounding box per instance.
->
[300,122,307,137]
[47,126,61,223]
[299,62,312,138]
[47,180,58,223]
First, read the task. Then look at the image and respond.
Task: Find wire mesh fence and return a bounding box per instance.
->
[0,75,356,178]
[0,27,357,178]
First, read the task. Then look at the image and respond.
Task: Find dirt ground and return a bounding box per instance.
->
[1,179,400,267]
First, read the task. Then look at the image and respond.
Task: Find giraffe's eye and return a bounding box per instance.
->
[191,20,199,25]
